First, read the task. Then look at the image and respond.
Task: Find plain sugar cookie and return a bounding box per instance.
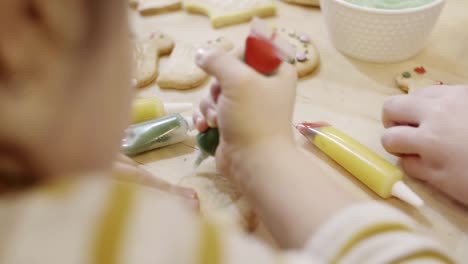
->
[277,28,319,78]
[132,32,174,88]
[179,162,257,232]
[282,0,320,6]
[183,0,276,28]
[395,66,444,93]
[137,0,182,14]
[157,37,234,90]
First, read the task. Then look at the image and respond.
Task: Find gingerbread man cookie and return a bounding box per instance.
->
[132,32,174,88]
[277,28,320,78]
[282,0,320,6]
[183,0,276,28]
[157,37,234,90]
[395,66,444,93]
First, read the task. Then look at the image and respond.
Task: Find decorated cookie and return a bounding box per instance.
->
[277,28,320,78]
[157,37,234,90]
[179,166,257,231]
[132,32,174,88]
[282,0,320,6]
[183,0,276,28]
[395,66,444,93]
[137,0,182,14]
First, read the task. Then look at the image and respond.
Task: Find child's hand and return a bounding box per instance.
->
[381,85,468,205]
[193,48,297,178]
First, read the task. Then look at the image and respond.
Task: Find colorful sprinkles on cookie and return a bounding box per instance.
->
[414,66,426,74]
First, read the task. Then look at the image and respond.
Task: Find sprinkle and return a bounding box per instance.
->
[402,72,411,78]
[159,34,164,39]
[216,37,222,42]
[437,81,444,85]
[207,40,213,44]
[414,66,426,74]
[281,28,286,32]
[288,58,296,64]
[305,50,309,54]
[288,30,296,37]
[299,35,310,43]
[296,53,307,62]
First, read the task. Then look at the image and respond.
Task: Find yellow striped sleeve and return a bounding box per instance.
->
[304,202,457,264]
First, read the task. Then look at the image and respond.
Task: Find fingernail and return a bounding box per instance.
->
[195,48,209,66]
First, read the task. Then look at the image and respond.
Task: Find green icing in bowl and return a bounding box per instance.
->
[344,0,435,9]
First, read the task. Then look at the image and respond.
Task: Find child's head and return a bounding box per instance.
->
[0,0,132,183]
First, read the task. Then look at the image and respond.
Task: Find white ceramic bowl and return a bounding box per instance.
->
[321,0,445,63]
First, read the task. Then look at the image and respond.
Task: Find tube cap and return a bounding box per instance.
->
[391,181,424,208]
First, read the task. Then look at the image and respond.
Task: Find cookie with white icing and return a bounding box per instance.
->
[395,66,444,93]
[282,0,320,6]
[132,32,174,88]
[157,37,234,90]
[183,0,276,28]
[137,0,182,14]
[277,28,319,78]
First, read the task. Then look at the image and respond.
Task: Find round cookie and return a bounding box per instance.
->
[277,28,320,78]
[395,66,444,93]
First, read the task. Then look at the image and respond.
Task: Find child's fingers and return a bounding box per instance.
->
[382,95,425,128]
[231,46,245,60]
[200,93,217,119]
[210,81,221,103]
[381,126,423,155]
[275,61,298,83]
[193,110,209,132]
[400,155,438,183]
[195,47,255,88]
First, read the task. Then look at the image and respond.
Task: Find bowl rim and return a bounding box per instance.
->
[327,0,445,14]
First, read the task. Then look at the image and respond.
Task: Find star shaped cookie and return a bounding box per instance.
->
[183,0,276,28]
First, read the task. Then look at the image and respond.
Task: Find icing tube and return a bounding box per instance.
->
[195,18,296,166]
[132,97,192,124]
[296,122,424,208]
[122,114,191,156]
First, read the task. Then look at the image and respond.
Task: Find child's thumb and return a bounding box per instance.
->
[195,47,254,87]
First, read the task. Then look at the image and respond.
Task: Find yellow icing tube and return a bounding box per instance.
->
[296,122,424,207]
[132,97,192,124]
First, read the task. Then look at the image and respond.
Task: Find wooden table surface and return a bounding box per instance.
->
[130,0,468,259]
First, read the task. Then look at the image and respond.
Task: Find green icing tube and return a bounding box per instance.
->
[122,114,190,156]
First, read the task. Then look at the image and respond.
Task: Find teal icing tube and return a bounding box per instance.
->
[122,114,190,156]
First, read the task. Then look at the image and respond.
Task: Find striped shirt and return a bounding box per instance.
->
[0,176,456,264]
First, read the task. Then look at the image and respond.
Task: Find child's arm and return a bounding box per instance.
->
[193,47,355,247]
[382,85,468,205]
[190,48,456,262]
